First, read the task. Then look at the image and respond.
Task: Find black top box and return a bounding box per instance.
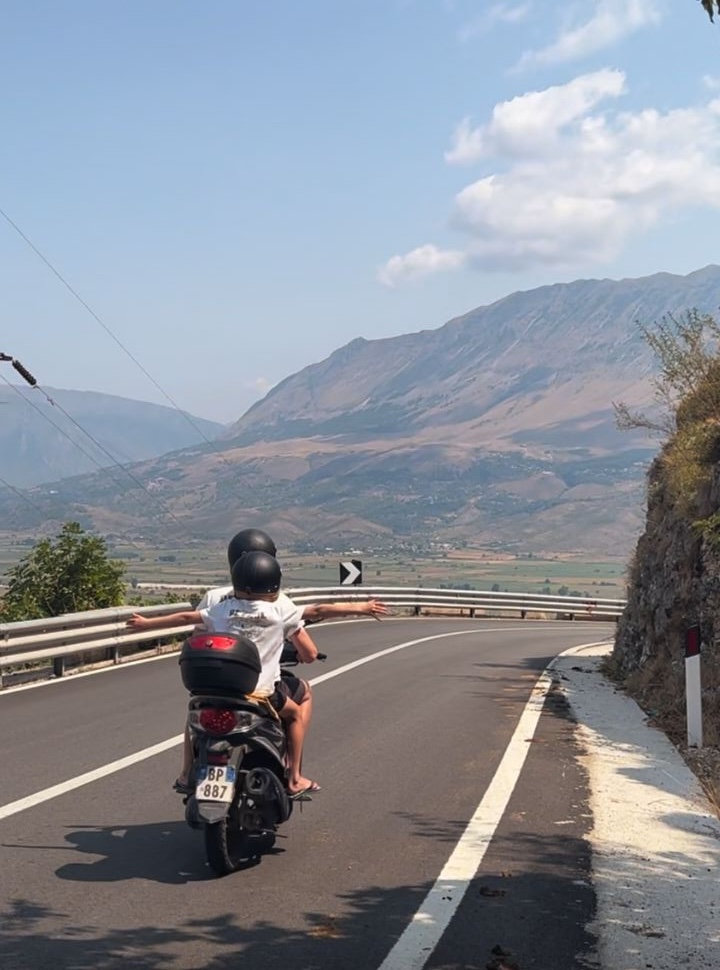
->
[179,633,262,696]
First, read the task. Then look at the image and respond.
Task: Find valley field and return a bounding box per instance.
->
[0,536,628,601]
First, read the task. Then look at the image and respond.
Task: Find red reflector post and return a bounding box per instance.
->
[199,709,237,734]
[686,625,701,658]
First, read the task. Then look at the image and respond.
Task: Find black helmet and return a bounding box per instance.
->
[232,550,282,595]
[227,528,277,569]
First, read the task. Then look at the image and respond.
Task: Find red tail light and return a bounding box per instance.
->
[199,709,237,734]
[186,634,239,651]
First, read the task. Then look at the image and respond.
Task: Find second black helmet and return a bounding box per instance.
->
[227,528,277,569]
[232,551,282,595]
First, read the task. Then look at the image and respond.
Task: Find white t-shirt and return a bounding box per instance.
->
[197,587,306,613]
[195,585,233,611]
[198,594,304,695]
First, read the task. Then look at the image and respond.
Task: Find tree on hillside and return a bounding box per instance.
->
[614,310,720,510]
[0,522,126,622]
[613,310,720,438]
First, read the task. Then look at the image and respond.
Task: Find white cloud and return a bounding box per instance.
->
[377,244,467,287]
[515,0,663,70]
[458,2,533,43]
[445,68,626,164]
[381,72,720,281]
[455,88,720,269]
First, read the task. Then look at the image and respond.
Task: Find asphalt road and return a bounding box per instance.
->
[0,617,613,970]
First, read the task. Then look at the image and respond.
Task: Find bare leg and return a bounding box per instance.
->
[297,683,313,774]
[279,696,317,793]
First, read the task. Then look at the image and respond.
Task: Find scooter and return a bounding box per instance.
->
[179,633,323,876]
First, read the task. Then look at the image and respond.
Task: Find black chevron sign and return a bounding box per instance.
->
[339,559,362,586]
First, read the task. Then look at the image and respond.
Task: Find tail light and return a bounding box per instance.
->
[199,709,237,734]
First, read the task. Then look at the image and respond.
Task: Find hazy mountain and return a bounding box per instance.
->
[0,387,224,486]
[226,265,720,449]
[3,266,720,557]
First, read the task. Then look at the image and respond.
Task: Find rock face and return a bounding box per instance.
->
[614,457,720,681]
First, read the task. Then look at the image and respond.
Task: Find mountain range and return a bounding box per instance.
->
[4,265,720,557]
[0,387,223,486]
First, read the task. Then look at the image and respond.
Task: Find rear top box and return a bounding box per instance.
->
[179,633,261,696]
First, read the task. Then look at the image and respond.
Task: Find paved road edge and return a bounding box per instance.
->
[556,643,720,970]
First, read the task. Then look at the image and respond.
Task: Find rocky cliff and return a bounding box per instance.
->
[614,459,718,670]
[613,354,720,761]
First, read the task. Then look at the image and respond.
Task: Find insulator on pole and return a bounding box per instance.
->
[11,359,37,386]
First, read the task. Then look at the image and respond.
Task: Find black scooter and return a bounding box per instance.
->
[179,634,322,876]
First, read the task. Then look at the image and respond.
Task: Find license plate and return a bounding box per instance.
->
[195,765,236,803]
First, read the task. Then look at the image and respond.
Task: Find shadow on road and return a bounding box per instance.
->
[4,820,213,885]
[0,853,596,970]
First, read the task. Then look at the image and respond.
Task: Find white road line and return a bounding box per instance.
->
[375,640,610,970]
[0,629,609,823]
[0,736,183,821]
[0,619,607,696]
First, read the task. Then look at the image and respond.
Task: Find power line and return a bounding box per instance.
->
[0,206,219,448]
[0,364,191,543]
[0,474,50,518]
[1,372,130,486]
[0,374,146,548]
[1,208,254,533]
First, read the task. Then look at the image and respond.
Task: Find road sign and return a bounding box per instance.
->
[339,559,362,586]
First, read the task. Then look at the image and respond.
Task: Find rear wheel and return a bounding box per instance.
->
[204,817,251,876]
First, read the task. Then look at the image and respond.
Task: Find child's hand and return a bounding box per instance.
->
[126,613,148,630]
[364,600,389,619]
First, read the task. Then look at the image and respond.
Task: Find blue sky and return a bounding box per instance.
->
[1,1,719,423]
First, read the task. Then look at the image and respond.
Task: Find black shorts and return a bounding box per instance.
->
[270,673,309,712]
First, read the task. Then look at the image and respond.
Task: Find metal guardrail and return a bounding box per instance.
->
[288,585,625,618]
[0,586,626,688]
[0,603,193,687]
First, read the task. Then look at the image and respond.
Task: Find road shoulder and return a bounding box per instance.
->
[557,643,720,970]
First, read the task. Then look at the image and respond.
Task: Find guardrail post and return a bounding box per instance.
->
[53,656,65,678]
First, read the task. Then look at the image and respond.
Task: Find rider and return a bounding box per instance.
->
[200,528,389,623]
[127,551,321,798]
[153,527,389,794]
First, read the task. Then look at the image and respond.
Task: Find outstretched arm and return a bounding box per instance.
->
[126,610,202,631]
[302,600,389,622]
[290,626,319,663]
